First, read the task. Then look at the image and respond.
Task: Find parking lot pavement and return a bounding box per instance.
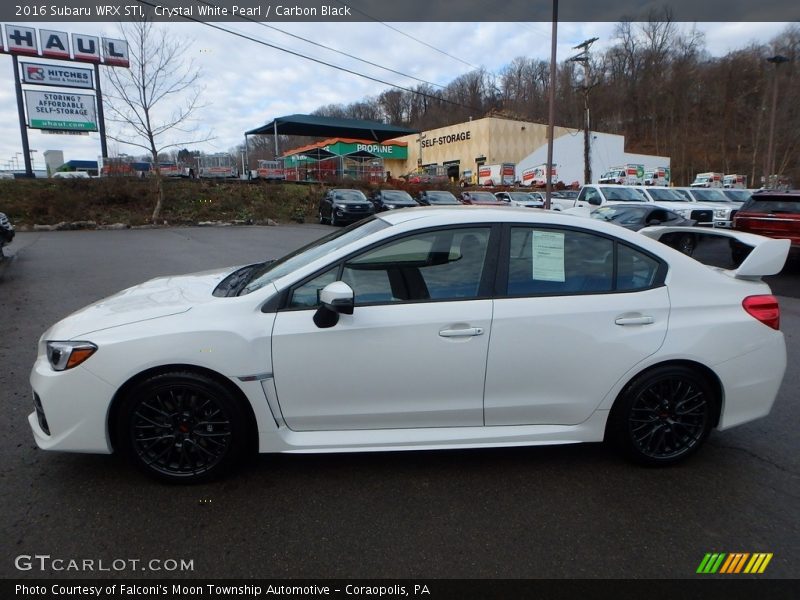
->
[0,226,798,579]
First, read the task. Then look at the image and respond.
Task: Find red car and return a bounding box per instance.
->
[732,190,800,262]
[459,191,508,206]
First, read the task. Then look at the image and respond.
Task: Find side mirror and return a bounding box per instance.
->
[588,196,601,206]
[646,219,661,226]
[313,281,354,328]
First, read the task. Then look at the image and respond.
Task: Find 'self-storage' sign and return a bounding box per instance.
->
[25,90,98,131]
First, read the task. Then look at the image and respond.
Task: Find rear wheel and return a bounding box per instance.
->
[608,365,715,466]
[115,371,248,483]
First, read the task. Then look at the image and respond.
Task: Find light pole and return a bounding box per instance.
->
[765,55,789,188]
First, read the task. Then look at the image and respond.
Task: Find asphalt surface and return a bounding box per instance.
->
[0,225,798,579]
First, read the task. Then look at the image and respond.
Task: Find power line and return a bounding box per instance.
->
[133,0,482,112]
[333,0,480,70]
[193,0,449,91]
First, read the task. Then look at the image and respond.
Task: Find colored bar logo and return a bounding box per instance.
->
[697,553,773,574]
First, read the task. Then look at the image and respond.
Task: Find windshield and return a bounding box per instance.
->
[646,188,690,202]
[591,206,646,224]
[239,218,389,295]
[426,191,459,204]
[600,186,647,201]
[469,192,498,201]
[382,191,415,203]
[689,189,729,202]
[332,190,368,203]
[508,192,535,201]
[742,197,800,214]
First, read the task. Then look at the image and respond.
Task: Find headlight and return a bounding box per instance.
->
[714,208,729,218]
[46,341,97,371]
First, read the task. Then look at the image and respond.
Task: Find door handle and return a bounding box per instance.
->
[439,327,484,337]
[615,315,654,326]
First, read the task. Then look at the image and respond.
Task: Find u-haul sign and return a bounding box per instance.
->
[2,25,129,68]
[21,62,94,89]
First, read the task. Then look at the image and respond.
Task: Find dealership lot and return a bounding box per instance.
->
[1,225,798,578]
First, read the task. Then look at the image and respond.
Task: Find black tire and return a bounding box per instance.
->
[115,371,248,483]
[318,210,325,224]
[330,211,338,226]
[607,365,715,466]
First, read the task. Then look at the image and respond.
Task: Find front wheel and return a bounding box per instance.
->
[607,365,715,466]
[330,211,338,226]
[115,371,248,483]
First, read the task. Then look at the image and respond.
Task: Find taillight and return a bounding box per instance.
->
[742,295,780,330]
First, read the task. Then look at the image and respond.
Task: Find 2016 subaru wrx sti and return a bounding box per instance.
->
[29,208,789,482]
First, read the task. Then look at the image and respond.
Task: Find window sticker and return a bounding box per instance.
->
[532,231,565,282]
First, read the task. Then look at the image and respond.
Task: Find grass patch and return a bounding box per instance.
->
[0,178,326,226]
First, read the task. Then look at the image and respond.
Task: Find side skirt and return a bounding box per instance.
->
[257,410,609,454]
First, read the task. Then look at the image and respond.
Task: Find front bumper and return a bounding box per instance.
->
[28,355,116,453]
[335,210,374,222]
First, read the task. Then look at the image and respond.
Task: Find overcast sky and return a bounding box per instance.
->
[0,20,790,170]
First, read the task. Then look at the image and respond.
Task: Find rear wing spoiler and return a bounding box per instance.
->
[639,226,790,279]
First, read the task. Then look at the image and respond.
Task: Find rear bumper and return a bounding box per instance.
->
[714,333,786,430]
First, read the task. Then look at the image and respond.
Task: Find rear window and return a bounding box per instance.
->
[741,196,800,214]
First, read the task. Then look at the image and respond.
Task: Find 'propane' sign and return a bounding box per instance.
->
[21,62,94,89]
[25,90,98,132]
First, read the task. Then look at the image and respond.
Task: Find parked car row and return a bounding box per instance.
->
[552,185,759,229]
[319,188,549,225]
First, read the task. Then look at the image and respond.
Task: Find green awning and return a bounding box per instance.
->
[246,114,416,142]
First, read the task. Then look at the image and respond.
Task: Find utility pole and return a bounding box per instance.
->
[545,0,558,210]
[568,37,598,185]
[765,55,790,189]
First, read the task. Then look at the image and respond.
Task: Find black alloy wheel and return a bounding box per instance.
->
[608,365,715,465]
[116,372,247,482]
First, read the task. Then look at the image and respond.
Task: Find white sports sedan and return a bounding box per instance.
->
[29,208,789,482]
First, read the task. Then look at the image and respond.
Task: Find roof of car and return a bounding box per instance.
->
[376,206,581,227]
[751,190,800,198]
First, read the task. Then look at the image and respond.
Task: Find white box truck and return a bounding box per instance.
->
[520,164,557,187]
[478,163,516,186]
[598,164,644,185]
[690,172,723,188]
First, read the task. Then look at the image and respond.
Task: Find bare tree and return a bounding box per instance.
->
[103,18,210,222]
